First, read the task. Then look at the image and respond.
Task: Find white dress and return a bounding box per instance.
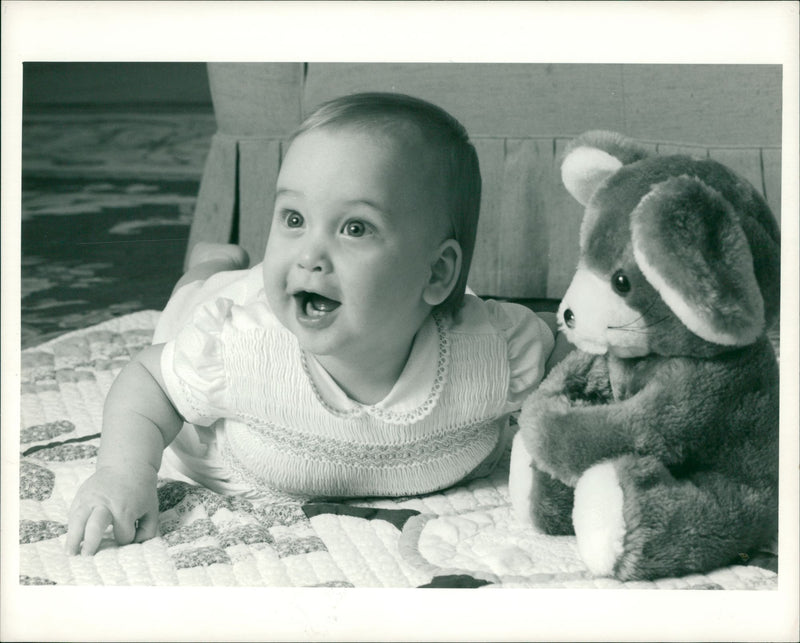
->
[153,265,554,499]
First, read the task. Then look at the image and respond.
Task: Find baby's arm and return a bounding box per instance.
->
[66,344,183,555]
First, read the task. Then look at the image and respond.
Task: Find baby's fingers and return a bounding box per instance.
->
[66,504,92,555]
[133,511,159,544]
[112,512,137,547]
[80,506,114,555]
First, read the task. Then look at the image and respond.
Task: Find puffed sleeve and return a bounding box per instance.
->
[160,297,233,426]
[483,299,555,412]
[153,264,265,345]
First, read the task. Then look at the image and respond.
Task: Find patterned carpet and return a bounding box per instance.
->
[21,112,216,348]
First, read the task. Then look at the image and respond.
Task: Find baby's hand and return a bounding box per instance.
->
[66,463,159,556]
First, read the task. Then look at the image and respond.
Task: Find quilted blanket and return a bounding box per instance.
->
[18,311,779,589]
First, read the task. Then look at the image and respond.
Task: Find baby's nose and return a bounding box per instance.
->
[298,255,329,272]
[297,240,331,273]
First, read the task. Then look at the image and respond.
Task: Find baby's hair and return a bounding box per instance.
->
[289,92,482,316]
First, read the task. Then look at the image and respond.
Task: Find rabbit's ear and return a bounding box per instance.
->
[561,131,650,205]
[631,175,764,346]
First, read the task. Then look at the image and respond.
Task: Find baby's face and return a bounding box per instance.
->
[263,127,449,366]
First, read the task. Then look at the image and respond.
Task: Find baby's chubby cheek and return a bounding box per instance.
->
[261,262,295,320]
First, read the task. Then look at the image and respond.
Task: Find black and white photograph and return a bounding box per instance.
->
[2,2,798,642]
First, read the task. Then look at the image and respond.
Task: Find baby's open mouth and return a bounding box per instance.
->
[294,291,341,318]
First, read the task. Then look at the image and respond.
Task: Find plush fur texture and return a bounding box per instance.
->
[510,130,780,581]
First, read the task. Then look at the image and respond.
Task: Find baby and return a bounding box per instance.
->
[67,92,558,555]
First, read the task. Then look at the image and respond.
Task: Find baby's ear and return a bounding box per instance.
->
[423,239,462,307]
[631,176,764,345]
[561,131,651,205]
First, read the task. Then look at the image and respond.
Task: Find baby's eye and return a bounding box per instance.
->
[341,220,370,237]
[282,210,304,228]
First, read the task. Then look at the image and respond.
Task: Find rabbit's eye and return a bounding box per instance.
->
[612,270,631,295]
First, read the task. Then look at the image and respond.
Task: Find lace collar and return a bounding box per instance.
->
[299,313,450,424]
